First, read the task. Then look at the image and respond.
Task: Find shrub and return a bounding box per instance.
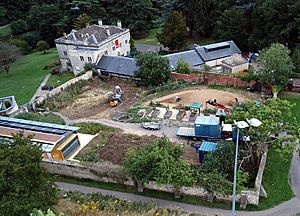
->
[36,40,50,54]
[10,19,28,35]
[9,39,32,54]
[176,59,190,74]
[21,32,39,49]
[15,112,65,125]
[84,62,93,71]
[71,123,114,135]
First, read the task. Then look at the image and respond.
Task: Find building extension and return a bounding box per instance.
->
[0,116,80,160]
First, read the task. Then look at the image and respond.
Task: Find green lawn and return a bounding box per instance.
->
[0,24,12,37]
[46,72,74,88]
[244,148,294,211]
[0,49,58,105]
[280,93,300,121]
[135,28,162,45]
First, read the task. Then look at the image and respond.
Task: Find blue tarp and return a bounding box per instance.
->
[199,141,218,162]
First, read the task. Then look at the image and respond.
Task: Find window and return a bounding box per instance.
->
[88,57,92,62]
[125,40,128,44]
[80,56,84,61]
[63,51,67,56]
[119,42,122,48]
[112,46,116,51]
[104,50,108,55]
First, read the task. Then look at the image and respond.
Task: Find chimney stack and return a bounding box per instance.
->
[86,22,90,27]
[98,19,103,26]
[106,27,110,36]
[117,20,122,28]
[63,32,67,39]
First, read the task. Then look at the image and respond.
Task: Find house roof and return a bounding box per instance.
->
[194,41,241,62]
[164,50,204,70]
[95,56,138,77]
[222,53,248,67]
[164,40,241,69]
[195,115,220,126]
[55,24,127,46]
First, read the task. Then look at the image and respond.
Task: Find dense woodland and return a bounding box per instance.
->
[0,0,300,71]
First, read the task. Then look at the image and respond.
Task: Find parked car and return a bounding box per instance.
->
[141,122,161,130]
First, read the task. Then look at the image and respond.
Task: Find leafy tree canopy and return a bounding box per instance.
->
[157,11,187,51]
[175,59,190,74]
[0,133,57,215]
[36,40,50,54]
[73,13,91,30]
[136,52,171,86]
[0,42,21,75]
[10,19,28,35]
[257,43,295,90]
[124,136,195,189]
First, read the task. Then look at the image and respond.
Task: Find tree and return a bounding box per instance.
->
[9,39,31,54]
[10,19,28,35]
[0,43,21,75]
[136,52,171,86]
[157,11,187,51]
[257,43,295,97]
[73,13,91,30]
[176,59,190,74]
[216,7,249,50]
[124,137,195,191]
[292,44,300,73]
[110,0,157,34]
[27,4,62,44]
[129,37,136,52]
[36,40,50,54]
[0,133,57,215]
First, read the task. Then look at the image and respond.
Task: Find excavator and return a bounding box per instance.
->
[108,86,123,107]
[206,100,230,115]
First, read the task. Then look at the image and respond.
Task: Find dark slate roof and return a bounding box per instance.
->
[164,50,204,70]
[194,41,241,62]
[95,56,138,77]
[164,40,241,69]
[55,24,126,45]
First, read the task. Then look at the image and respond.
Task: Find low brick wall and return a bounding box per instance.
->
[171,72,255,89]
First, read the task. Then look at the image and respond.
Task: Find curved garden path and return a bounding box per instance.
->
[54,113,300,215]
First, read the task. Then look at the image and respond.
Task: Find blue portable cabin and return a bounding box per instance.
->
[198,141,218,162]
[194,115,221,138]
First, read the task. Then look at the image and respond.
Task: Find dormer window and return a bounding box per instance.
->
[80,56,84,61]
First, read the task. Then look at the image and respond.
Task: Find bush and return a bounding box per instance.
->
[15,112,65,125]
[9,39,32,54]
[124,136,195,189]
[21,32,39,49]
[84,62,93,71]
[71,123,114,135]
[10,19,28,35]
[176,59,190,74]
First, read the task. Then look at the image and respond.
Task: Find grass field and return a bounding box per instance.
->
[46,72,74,88]
[244,148,294,211]
[280,93,300,121]
[135,28,162,45]
[0,49,58,105]
[0,24,11,37]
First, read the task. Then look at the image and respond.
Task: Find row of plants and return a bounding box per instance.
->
[15,112,65,125]
[37,79,91,111]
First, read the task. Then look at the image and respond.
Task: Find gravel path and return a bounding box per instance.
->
[54,113,300,215]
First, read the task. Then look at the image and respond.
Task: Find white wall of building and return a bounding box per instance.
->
[55,30,130,75]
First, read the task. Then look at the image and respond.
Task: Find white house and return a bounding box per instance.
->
[55,20,130,75]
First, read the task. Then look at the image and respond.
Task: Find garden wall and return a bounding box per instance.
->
[171,72,256,89]
[43,157,268,207]
[35,70,93,105]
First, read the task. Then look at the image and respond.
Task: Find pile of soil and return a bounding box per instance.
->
[98,133,157,164]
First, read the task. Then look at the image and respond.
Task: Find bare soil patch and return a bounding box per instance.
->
[60,78,145,119]
[152,88,260,108]
[97,133,156,164]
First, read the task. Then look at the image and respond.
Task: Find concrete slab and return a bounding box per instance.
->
[68,133,97,160]
[156,107,167,119]
[182,111,191,122]
[169,109,179,120]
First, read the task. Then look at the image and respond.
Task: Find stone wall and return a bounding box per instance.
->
[171,72,255,89]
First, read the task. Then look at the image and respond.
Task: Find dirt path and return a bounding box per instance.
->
[152,88,260,108]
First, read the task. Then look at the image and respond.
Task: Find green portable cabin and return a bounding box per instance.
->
[191,102,202,114]
[194,115,221,138]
